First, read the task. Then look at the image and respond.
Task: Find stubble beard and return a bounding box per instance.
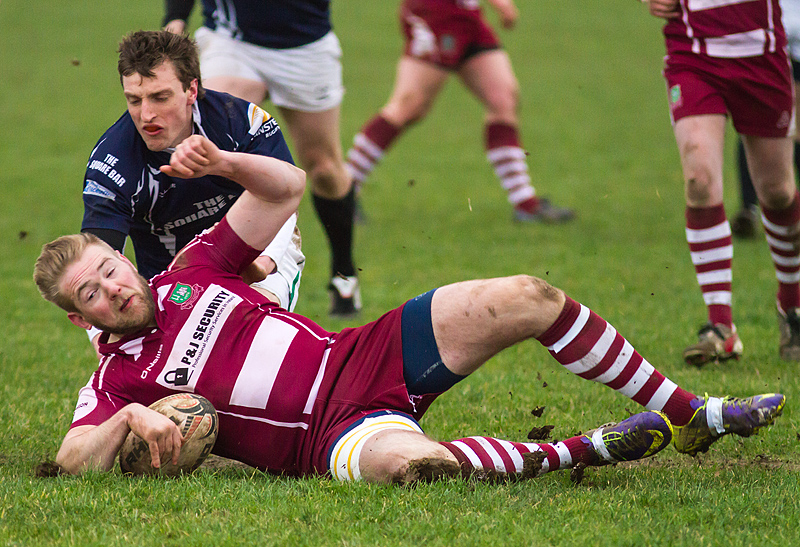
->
[94,274,156,336]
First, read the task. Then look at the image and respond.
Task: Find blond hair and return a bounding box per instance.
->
[34,233,108,312]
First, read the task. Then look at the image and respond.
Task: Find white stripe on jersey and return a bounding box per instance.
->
[304,348,330,415]
[229,316,298,409]
[217,409,309,430]
[157,285,242,392]
[688,0,757,11]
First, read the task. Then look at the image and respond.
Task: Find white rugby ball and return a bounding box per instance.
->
[119,393,218,476]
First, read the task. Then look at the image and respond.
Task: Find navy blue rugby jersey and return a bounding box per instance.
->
[81,89,294,280]
[164,0,332,49]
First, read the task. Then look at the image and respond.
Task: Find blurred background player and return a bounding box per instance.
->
[646,0,800,365]
[731,0,800,239]
[81,30,304,354]
[344,0,574,223]
[164,0,361,317]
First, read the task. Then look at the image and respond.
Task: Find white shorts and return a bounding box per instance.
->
[195,27,344,112]
[252,213,304,312]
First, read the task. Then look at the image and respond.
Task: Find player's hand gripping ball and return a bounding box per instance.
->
[119,393,218,476]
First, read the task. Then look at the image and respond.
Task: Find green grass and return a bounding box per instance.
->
[2,1,800,546]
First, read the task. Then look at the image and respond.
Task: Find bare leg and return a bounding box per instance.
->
[457,49,519,126]
[279,106,352,199]
[740,134,795,209]
[202,76,268,105]
[673,114,727,207]
[380,56,450,128]
[430,275,565,376]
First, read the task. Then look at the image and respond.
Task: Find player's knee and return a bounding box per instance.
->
[514,275,562,306]
[308,157,351,197]
[384,93,433,127]
[484,85,519,120]
[359,431,449,484]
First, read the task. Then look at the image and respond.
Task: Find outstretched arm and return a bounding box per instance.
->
[160,135,306,252]
[56,404,183,474]
[485,0,518,29]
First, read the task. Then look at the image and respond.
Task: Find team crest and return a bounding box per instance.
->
[169,283,203,309]
[669,84,682,108]
[441,34,455,53]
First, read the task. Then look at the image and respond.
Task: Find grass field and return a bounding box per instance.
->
[2,1,800,546]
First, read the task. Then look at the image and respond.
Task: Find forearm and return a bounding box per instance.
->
[56,409,135,474]
[485,0,518,28]
[216,151,306,207]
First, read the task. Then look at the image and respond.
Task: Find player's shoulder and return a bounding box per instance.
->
[198,90,279,143]
[90,112,143,159]
[86,112,147,185]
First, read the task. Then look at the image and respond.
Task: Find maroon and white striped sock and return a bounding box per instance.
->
[537,297,697,427]
[484,122,539,213]
[761,191,800,313]
[440,434,595,477]
[345,114,402,190]
[685,204,733,327]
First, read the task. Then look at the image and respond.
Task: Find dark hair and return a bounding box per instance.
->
[117,30,205,99]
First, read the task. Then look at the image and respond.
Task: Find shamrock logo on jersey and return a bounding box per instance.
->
[169,283,193,305]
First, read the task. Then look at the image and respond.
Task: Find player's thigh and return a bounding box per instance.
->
[203,76,268,105]
[740,134,796,208]
[382,57,449,125]
[278,106,350,197]
[278,106,343,166]
[430,276,564,376]
[457,49,519,121]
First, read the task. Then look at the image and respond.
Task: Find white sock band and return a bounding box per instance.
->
[705,397,725,435]
[591,427,614,462]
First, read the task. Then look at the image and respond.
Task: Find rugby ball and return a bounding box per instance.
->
[119,393,218,476]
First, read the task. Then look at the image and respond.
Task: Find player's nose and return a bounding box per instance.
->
[141,99,156,121]
[102,280,122,299]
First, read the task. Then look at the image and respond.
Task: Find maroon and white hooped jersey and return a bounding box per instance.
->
[69,218,352,475]
[663,0,786,58]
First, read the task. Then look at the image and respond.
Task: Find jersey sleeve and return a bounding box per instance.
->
[169,216,263,276]
[238,103,296,164]
[69,373,132,429]
[81,129,140,236]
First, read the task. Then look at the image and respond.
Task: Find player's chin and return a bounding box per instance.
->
[142,134,168,152]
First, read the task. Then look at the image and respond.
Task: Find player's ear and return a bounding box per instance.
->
[187,79,198,105]
[67,312,93,330]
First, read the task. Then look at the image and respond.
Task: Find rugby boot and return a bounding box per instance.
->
[583,410,673,465]
[329,275,362,318]
[514,197,575,224]
[673,393,786,456]
[683,323,743,366]
[778,307,800,361]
